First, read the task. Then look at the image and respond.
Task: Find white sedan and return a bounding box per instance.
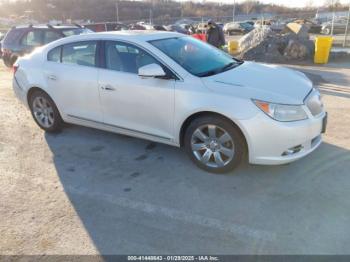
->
[12,31,327,173]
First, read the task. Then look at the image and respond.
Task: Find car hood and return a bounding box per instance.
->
[201,61,313,104]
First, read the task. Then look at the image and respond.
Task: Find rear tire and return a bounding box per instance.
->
[29,90,63,133]
[184,115,246,174]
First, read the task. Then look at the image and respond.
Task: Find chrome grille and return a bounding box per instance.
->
[305,89,324,116]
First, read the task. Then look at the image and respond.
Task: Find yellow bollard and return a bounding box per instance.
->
[314,36,333,64]
[228,40,239,55]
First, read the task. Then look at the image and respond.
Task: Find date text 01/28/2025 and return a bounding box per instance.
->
[127,255,219,261]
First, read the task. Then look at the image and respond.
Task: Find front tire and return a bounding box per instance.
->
[184,116,246,174]
[29,90,63,132]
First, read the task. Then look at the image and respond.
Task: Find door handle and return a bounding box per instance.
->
[48,75,57,81]
[101,85,116,91]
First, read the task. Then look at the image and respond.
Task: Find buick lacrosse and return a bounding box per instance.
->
[13,31,327,173]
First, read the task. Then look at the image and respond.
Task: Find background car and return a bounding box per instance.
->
[254,19,285,32]
[84,22,128,32]
[293,19,322,34]
[1,24,92,67]
[223,22,254,35]
[254,19,273,27]
[196,22,208,34]
[321,18,348,35]
[152,25,167,31]
[178,23,191,31]
[216,22,224,29]
[164,24,189,34]
[243,20,255,26]
[13,31,326,173]
[129,23,146,30]
[142,24,167,31]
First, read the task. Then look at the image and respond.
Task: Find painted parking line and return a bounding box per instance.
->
[67,185,276,242]
[318,84,350,93]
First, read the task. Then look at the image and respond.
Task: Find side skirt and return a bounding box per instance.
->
[65,114,179,147]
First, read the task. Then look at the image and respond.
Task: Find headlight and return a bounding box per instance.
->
[253,100,308,122]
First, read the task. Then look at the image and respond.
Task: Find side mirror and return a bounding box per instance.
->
[138,63,166,78]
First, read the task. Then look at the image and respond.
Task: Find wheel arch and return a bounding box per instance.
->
[26,87,63,118]
[27,86,48,107]
[179,111,249,154]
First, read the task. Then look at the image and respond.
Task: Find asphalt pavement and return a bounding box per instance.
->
[1,61,350,255]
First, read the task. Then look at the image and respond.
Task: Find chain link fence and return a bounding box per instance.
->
[116,8,350,48]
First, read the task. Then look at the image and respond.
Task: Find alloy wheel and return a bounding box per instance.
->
[32,96,55,128]
[191,124,235,168]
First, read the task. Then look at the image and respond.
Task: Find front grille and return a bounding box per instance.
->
[305,89,324,116]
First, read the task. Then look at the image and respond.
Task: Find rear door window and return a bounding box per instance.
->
[62,41,97,67]
[21,30,43,46]
[48,46,61,62]
[4,29,24,45]
[44,31,62,44]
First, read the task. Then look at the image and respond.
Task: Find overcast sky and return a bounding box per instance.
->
[176,0,349,8]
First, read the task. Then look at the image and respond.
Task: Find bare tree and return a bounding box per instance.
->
[241,0,256,15]
[324,0,342,10]
[0,0,324,24]
[304,0,314,10]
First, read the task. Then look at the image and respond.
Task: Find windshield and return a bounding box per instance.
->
[241,23,252,29]
[61,28,93,37]
[150,37,242,77]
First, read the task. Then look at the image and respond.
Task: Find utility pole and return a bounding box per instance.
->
[115,1,119,22]
[232,0,236,22]
[149,9,153,25]
[343,1,350,47]
[331,0,335,36]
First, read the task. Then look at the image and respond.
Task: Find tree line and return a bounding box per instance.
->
[0,0,348,23]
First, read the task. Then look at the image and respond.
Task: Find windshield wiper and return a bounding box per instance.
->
[198,61,243,77]
[221,62,236,71]
[198,70,220,77]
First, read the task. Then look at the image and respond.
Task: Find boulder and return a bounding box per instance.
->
[283,39,309,60]
[239,26,273,53]
[238,26,314,63]
[285,22,309,39]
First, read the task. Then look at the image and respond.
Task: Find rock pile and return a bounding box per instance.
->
[238,24,314,63]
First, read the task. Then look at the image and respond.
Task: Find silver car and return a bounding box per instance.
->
[13,31,327,173]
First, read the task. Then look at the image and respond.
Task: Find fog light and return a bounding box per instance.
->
[282,145,303,156]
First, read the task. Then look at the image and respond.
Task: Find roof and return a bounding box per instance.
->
[66,30,181,42]
[97,30,180,38]
[41,30,184,53]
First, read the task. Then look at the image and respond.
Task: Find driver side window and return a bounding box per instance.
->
[105,41,161,74]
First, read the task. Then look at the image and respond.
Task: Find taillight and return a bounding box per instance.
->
[13,65,19,75]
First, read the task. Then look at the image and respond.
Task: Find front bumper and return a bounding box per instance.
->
[240,111,326,165]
